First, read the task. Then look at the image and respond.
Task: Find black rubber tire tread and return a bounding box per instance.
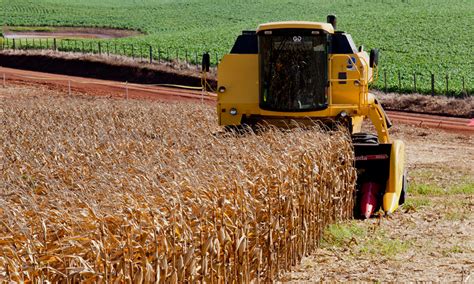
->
[399,173,407,205]
[352,133,379,145]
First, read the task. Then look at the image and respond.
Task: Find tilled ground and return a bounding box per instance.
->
[281,125,474,282]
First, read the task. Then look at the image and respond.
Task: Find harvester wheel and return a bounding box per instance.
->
[352,133,379,145]
[399,173,407,205]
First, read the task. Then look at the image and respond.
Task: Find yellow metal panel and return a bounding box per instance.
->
[217,54,260,126]
[383,140,406,213]
[257,21,334,34]
[330,53,370,105]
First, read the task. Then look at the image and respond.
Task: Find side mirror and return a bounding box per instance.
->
[202,52,210,72]
[370,49,379,68]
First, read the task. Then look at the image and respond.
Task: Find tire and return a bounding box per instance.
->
[399,173,407,205]
[352,133,379,145]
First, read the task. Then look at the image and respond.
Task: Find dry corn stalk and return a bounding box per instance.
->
[0,89,356,282]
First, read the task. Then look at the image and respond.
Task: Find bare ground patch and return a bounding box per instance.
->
[375,91,473,118]
[281,125,474,282]
[3,26,142,39]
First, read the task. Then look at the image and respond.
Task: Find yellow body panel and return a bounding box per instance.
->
[217,52,375,130]
[257,21,334,34]
[383,140,406,213]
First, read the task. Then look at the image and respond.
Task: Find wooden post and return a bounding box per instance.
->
[98,42,102,54]
[149,46,153,64]
[13,39,16,50]
[445,74,449,96]
[431,73,435,96]
[413,73,417,93]
[114,43,117,55]
[195,51,198,69]
[81,41,85,53]
[398,70,401,92]
[53,38,57,51]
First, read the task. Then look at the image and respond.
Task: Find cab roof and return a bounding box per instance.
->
[257,21,334,34]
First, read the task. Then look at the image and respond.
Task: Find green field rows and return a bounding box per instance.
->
[1,0,473,95]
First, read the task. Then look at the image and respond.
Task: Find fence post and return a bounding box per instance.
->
[81,41,85,53]
[445,74,449,96]
[431,73,435,96]
[413,73,417,93]
[114,43,117,55]
[195,51,198,69]
[462,76,465,96]
[13,39,16,50]
[149,46,153,64]
[383,70,387,92]
[98,42,102,55]
[53,38,57,51]
[398,70,401,92]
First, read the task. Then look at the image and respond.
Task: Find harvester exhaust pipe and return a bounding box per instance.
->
[327,15,337,29]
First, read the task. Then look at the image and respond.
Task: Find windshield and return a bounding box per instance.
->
[259,32,328,112]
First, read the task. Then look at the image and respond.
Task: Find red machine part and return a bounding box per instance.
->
[360,182,381,219]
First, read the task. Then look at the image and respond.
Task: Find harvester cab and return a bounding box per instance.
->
[213,15,407,218]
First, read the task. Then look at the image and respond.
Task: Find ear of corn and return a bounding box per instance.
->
[0,93,356,282]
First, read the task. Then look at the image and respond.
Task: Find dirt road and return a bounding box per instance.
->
[0,67,215,104]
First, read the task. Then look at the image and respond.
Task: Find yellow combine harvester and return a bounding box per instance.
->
[212,15,407,218]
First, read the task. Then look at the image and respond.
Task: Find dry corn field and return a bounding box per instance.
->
[0,90,356,283]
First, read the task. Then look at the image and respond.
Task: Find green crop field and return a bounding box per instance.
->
[1,0,473,94]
